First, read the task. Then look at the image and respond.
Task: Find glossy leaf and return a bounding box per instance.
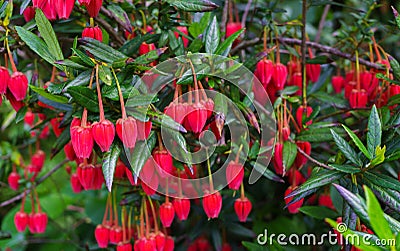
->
[299,206,338,220]
[204,16,219,54]
[67,86,99,112]
[126,132,156,179]
[282,141,297,170]
[102,143,121,192]
[328,164,361,174]
[80,37,129,63]
[166,0,219,12]
[250,161,284,183]
[331,129,363,166]
[342,125,371,159]
[30,85,69,104]
[367,105,381,158]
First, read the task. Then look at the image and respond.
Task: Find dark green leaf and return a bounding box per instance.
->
[102,143,121,192]
[126,132,156,178]
[189,12,210,37]
[242,241,269,251]
[299,206,338,220]
[286,170,345,198]
[311,92,348,108]
[225,222,255,238]
[107,5,131,32]
[215,28,244,55]
[250,161,284,183]
[30,85,69,104]
[168,30,185,56]
[367,182,400,213]
[296,126,345,143]
[328,164,361,174]
[367,105,381,158]
[204,16,219,54]
[282,141,297,170]
[15,26,58,68]
[67,86,99,112]
[98,65,112,85]
[63,70,92,91]
[80,37,128,63]
[166,0,219,12]
[71,48,95,67]
[390,56,400,81]
[56,59,89,70]
[35,9,64,60]
[51,125,70,158]
[342,125,371,159]
[363,172,400,191]
[331,129,363,166]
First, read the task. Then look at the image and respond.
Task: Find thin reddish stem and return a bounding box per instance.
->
[95,65,105,121]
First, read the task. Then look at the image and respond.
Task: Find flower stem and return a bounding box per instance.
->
[95,64,105,121]
[112,68,127,119]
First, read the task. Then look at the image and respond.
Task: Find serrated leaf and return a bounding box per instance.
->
[204,16,219,54]
[30,85,69,104]
[364,186,394,246]
[166,0,219,12]
[286,170,345,198]
[328,164,361,174]
[342,125,371,159]
[331,129,363,166]
[102,143,121,192]
[282,141,297,170]
[67,86,99,112]
[35,9,63,60]
[367,105,381,158]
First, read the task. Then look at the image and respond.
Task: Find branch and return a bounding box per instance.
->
[94,16,125,46]
[0,159,68,208]
[231,37,388,71]
[296,143,333,170]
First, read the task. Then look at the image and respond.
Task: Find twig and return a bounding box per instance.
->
[0,159,68,208]
[241,0,253,29]
[295,142,333,170]
[220,0,229,42]
[231,37,388,71]
[315,4,331,44]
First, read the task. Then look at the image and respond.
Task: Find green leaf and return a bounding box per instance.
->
[204,16,219,54]
[98,65,112,85]
[363,172,400,191]
[162,128,192,169]
[15,26,58,68]
[325,219,381,251]
[215,28,244,55]
[390,55,400,81]
[35,9,63,61]
[71,48,96,67]
[166,0,219,12]
[80,37,128,63]
[250,161,284,183]
[51,125,71,158]
[367,182,400,213]
[328,164,361,174]
[311,92,348,108]
[102,143,121,192]
[189,12,210,38]
[364,186,394,246]
[15,106,27,124]
[242,241,269,251]
[296,126,345,142]
[67,86,99,112]
[135,48,167,64]
[282,141,297,170]
[287,170,345,198]
[331,129,362,166]
[370,145,385,167]
[225,222,255,238]
[342,125,371,159]
[30,85,69,104]
[299,206,338,220]
[333,184,370,223]
[126,132,156,178]
[367,105,381,158]
[56,59,89,70]
[107,4,131,32]
[63,71,92,92]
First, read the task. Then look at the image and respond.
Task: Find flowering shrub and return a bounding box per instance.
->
[0,0,400,250]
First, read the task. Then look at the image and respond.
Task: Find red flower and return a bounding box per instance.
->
[159,201,175,227]
[202,191,222,219]
[55,0,74,19]
[284,186,303,214]
[173,198,190,221]
[116,116,137,148]
[8,171,20,191]
[306,63,321,83]
[70,173,83,193]
[153,147,173,176]
[331,75,344,94]
[0,66,10,94]
[254,58,274,88]
[225,161,244,190]
[23,7,36,22]
[273,142,284,176]
[95,224,110,248]
[294,141,311,167]
[82,26,103,42]
[174,26,189,47]
[349,89,367,108]
[136,120,152,140]
[186,103,208,133]
[92,119,115,152]
[8,71,28,101]
[234,197,252,222]
[70,124,94,159]
[14,211,29,232]
[272,63,288,90]
[296,105,313,127]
